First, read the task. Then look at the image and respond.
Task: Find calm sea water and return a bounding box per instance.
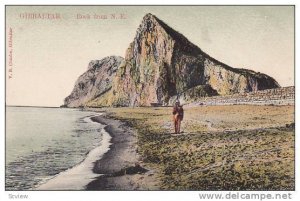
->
[6,106,106,190]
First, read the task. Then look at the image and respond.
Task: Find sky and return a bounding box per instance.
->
[5,6,294,107]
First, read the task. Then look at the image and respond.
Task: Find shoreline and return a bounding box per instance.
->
[86,113,159,190]
[36,114,112,190]
[86,106,294,190]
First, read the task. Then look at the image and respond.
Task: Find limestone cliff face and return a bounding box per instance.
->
[64,56,123,107]
[109,13,279,106]
[64,13,280,107]
[203,58,279,95]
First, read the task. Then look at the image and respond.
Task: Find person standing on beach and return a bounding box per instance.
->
[173,100,184,134]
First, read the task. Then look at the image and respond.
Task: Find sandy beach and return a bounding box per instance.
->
[86,114,159,190]
[85,105,294,190]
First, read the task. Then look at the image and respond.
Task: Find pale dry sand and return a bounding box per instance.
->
[85,105,294,190]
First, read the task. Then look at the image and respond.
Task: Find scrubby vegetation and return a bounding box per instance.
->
[105,105,294,190]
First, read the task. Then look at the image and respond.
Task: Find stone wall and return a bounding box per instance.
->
[189,86,294,106]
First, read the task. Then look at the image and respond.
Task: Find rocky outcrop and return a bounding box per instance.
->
[107,13,279,107]
[169,85,218,105]
[203,59,279,95]
[64,56,123,107]
[65,13,280,107]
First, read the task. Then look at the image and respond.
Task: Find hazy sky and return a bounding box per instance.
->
[6,6,294,107]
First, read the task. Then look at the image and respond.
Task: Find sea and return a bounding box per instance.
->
[5,106,111,190]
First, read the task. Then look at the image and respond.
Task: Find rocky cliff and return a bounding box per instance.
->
[65,13,280,107]
[105,13,279,106]
[64,56,123,107]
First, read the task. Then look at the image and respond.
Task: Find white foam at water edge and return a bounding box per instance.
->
[36,114,112,190]
[83,113,103,124]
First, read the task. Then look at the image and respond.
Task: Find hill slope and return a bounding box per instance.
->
[65,13,279,107]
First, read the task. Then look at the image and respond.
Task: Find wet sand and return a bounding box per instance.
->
[86,114,159,190]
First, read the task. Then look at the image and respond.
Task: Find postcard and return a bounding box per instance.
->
[5,5,295,195]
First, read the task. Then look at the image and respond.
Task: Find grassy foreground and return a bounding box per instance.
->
[101,105,294,190]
